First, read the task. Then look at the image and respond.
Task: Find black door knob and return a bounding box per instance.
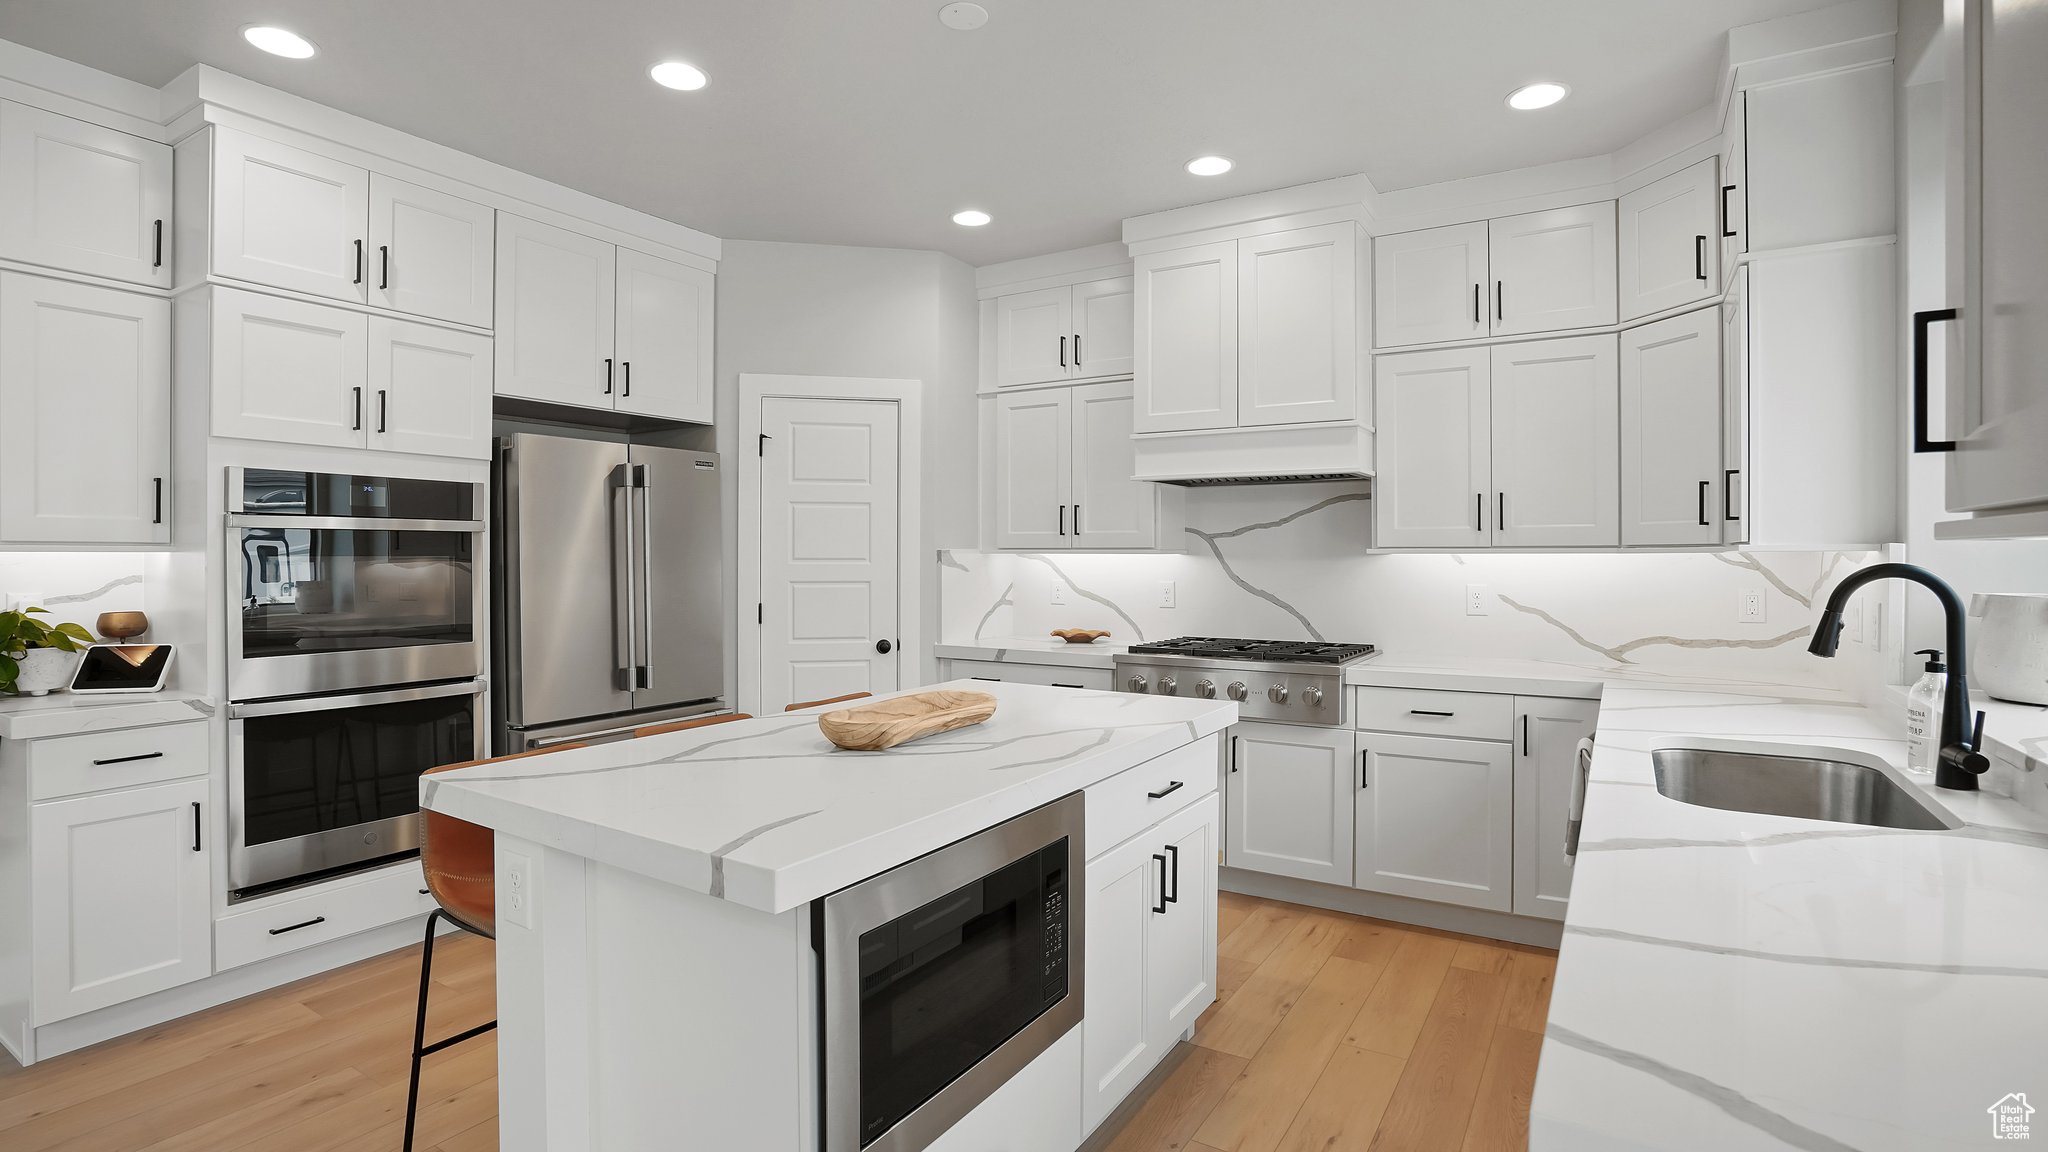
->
[875,639,893,654]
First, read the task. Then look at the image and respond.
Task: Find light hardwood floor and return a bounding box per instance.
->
[0,893,1553,1152]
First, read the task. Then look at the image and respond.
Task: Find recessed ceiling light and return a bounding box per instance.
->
[938,3,990,30]
[952,210,991,227]
[650,61,709,91]
[241,25,316,59]
[1185,155,1234,176]
[1506,82,1570,110]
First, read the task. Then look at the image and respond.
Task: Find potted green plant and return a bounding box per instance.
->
[0,608,95,696]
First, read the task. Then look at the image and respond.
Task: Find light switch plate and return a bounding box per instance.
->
[1738,590,1766,623]
[1157,581,1176,609]
[1049,580,1068,607]
[1465,585,1488,616]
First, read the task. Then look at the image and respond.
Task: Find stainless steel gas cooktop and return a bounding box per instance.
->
[1113,636,1378,726]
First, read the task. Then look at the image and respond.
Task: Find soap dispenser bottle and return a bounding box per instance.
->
[1905,649,1946,775]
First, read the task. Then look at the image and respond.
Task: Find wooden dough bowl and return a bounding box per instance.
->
[818,690,998,751]
[1050,629,1111,644]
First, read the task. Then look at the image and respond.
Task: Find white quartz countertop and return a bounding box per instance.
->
[0,690,214,740]
[422,680,1235,914]
[934,637,1126,669]
[1530,673,2048,1151]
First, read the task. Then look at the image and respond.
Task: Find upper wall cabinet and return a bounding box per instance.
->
[1620,308,1725,546]
[990,380,1179,551]
[1618,157,1721,321]
[1371,222,1488,348]
[0,102,172,289]
[992,276,1134,387]
[1134,241,1238,432]
[368,175,495,328]
[1373,203,1615,349]
[495,214,713,424]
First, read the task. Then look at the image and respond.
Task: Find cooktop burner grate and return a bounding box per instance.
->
[1123,637,1378,664]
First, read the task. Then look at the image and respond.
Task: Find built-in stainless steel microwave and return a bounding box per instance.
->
[816,792,1083,1152]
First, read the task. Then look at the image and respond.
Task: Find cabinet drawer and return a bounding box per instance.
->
[1354,687,1513,741]
[1085,736,1218,860]
[28,721,209,801]
[943,659,1112,691]
[215,859,435,971]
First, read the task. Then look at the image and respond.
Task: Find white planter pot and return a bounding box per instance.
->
[1972,593,2048,705]
[9,647,78,696]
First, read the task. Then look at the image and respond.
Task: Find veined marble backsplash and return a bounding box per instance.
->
[0,553,149,637]
[942,483,1891,687]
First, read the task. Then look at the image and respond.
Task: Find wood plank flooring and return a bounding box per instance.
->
[0,893,1554,1152]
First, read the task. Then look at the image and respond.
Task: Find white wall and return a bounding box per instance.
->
[712,240,979,701]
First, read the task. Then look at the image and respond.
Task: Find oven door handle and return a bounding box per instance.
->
[228,678,486,718]
[226,514,486,533]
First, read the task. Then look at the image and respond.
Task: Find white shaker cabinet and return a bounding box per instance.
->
[1069,381,1156,549]
[1224,725,1353,886]
[1372,222,1489,349]
[1489,336,1619,548]
[1719,94,1748,274]
[210,127,370,303]
[1071,276,1135,379]
[367,174,494,328]
[366,317,495,460]
[208,287,370,450]
[1133,241,1238,432]
[1237,223,1360,427]
[994,286,1073,388]
[1372,347,1490,549]
[0,273,171,544]
[1721,267,1750,544]
[1488,202,1617,336]
[1621,308,1725,546]
[0,101,172,288]
[614,247,715,424]
[1618,157,1721,321]
[992,381,1173,550]
[991,388,1073,549]
[1354,731,1513,912]
[1512,698,1600,921]
[495,213,616,409]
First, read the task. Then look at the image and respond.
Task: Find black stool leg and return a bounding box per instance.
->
[402,909,443,1152]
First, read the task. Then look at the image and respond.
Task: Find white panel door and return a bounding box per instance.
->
[1238,223,1358,428]
[210,127,368,302]
[1721,268,1750,545]
[1146,794,1218,1049]
[0,274,170,544]
[1372,347,1490,549]
[758,397,901,711]
[210,287,368,449]
[992,389,1074,550]
[1373,222,1489,348]
[366,317,494,460]
[1225,725,1353,886]
[30,777,210,1023]
[1355,732,1513,912]
[1621,309,1724,546]
[1070,381,1155,549]
[994,286,1073,387]
[366,174,494,328]
[494,213,616,409]
[1618,157,1721,321]
[1513,698,1599,921]
[1081,829,1162,1135]
[1488,202,1617,336]
[614,247,715,423]
[1134,241,1238,432]
[0,102,172,287]
[1490,336,1620,548]
[1071,276,1135,379]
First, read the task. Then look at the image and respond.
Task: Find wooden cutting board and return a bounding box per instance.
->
[817,690,997,751]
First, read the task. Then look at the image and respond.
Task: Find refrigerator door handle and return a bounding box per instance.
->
[635,463,655,691]
[613,463,639,691]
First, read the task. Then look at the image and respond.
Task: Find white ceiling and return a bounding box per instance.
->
[0,0,1828,264]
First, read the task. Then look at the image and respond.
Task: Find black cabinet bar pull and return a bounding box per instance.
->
[1147,780,1185,800]
[1475,492,1483,532]
[191,801,201,851]
[1361,749,1369,789]
[268,916,327,936]
[1059,335,1066,369]
[94,751,165,766]
[1697,480,1710,526]
[1473,283,1480,325]
[1721,186,1737,238]
[153,477,163,525]
[604,357,615,396]
[419,888,431,895]
[1410,709,1455,717]
[1724,469,1741,521]
[1151,854,1168,914]
[1164,844,1180,904]
[1053,682,1083,689]
[1073,504,1081,535]
[1058,505,1066,536]
[1495,280,1503,321]
[152,219,163,268]
[376,389,388,434]
[379,244,390,290]
[622,361,631,398]
[353,239,363,285]
[352,386,362,430]
[969,676,1001,681]
[1074,333,1082,366]
[1498,492,1506,530]
[1523,713,1530,757]
[1230,734,1240,773]
[1695,236,1707,282]
[1912,308,1959,452]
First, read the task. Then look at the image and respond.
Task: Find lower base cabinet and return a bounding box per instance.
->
[1082,792,1218,1136]
[1355,732,1513,912]
[1513,698,1601,920]
[1224,724,1354,886]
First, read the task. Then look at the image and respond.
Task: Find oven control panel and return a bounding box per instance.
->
[1113,659,1347,727]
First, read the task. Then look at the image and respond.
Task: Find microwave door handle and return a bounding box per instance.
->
[635,463,655,691]
[613,465,638,692]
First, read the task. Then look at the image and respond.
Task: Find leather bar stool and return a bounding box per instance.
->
[631,712,752,739]
[785,691,872,712]
[405,744,585,1152]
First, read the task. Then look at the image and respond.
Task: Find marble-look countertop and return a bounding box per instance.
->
[422,680,1235,914]
[934,636,1126,669]
[0,690,215,740]
[1533,674,2048,1151]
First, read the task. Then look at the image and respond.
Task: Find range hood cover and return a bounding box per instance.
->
[1131,422,1376,487]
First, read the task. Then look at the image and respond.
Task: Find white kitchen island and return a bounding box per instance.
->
[422,680,1236,1152]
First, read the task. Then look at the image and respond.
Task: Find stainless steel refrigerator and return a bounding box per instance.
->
[494,432,725,750]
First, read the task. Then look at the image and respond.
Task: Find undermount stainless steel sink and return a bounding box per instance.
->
[1651,744,1962,831]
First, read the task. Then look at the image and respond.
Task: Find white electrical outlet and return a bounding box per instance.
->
[1157,581,1177,609]
[1049,580,1068,607]
[1465,585,1489,616]
[1738,590,1766,623]
[503,851,534,928]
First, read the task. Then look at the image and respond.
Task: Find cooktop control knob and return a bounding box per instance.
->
[1226,681,1249,701]
[1195,679,1217,699]
[1302,685,1324,707]
[1268,683,1289,704]
[1127,674,1148,693]
[1157,676,1177,695]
